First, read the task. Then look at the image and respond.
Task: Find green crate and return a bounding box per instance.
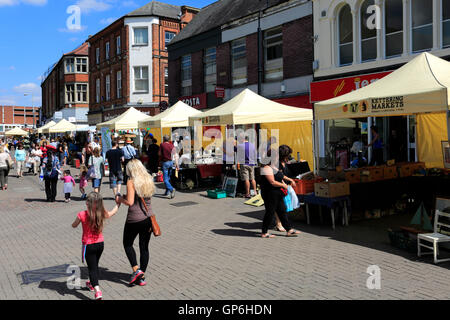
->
[207,189,227,199]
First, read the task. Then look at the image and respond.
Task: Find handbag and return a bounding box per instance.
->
[86,166,96,180]
[140,196,161,237]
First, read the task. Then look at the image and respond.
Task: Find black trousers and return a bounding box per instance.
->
[65,193,71,200]
[261,188,292,234]
[0,167,9,188]
[44,177,58,201]
[123,219,152,273]
[85,242,104,287]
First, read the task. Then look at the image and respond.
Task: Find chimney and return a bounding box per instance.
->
[180,5,200,24]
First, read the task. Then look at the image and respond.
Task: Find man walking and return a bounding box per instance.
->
[122,138,136,184]
[159,135,177,199]
[236,134,258,198]
[105,141,124,196]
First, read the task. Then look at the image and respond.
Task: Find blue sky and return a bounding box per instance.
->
[0,0,215,108]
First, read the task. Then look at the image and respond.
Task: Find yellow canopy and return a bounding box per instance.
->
[97,107,153,130]
[5,127,29,137]
[189,88,313,126]
[315,52,450,120]
[43,119,77,133]
[139,101,202,129]
[37,121,56,134]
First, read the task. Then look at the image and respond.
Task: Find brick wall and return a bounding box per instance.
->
[0,106,39,128]
[191,50,204,95]
[216,43,231,88]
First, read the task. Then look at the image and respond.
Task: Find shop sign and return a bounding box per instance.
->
[340,96,405,116]
[180,93,207,110]
[215,86,225,98]
[310,71,392,102]
[203,116,220,125]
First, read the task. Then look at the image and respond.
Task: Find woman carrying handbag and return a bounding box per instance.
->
[115,159,159,287]
[0,145,12,190]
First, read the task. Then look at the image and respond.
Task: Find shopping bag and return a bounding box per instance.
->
[288,186,300,210]
[86,166,96,180]
[283,192,294,213]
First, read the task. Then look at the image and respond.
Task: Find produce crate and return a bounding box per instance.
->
[345,169,361,184]
[397,163,413,178]
[314,181,350,198]
[387,229,417,253]
[383,166,398,180]
[371,166,384,181]
[292,177,324,195]
[411,162,426,174]
[207,189,227,199]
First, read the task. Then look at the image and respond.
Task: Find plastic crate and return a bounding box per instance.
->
[293,177,324,195]
[207,189,227,199]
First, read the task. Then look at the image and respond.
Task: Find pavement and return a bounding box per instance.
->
[1,166,450,300]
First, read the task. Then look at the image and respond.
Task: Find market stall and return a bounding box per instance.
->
[42,119,77,134]
[5,127,29,137]
[37,121,56,134]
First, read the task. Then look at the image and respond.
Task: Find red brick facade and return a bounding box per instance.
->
[0,106,39,132]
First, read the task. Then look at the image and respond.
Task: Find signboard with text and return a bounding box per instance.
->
[215,86,225,98]
[180,93,207,110]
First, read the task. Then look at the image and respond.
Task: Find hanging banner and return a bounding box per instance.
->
[101,127,112,158]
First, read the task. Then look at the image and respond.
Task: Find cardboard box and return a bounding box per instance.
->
[383,166,398,180]
[345,169,361,184]
[370,166,384,181]
[410,162,426,174]
[314,181,350,198]
[397,163,413,178]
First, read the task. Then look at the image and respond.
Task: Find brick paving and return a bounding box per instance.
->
[0,168,450,300]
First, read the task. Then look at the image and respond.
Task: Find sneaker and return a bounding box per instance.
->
[129,270,144,286]
[86,281,95,292]
[95,290,102,300]
[170,189,176,199]
[138,278,147,286]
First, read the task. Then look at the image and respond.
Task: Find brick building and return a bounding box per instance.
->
[40,42,89,126]
[0,106,39,134]
[168,0,314,111]
[86,1,199,125]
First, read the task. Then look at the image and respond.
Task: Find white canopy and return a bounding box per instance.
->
[97,107,153,130]
[37,121,56,134]
[315,52,450,120]
[188,88,313,126]
[43,119,77,134]
[5,127,29,137]
[139,101,202,129]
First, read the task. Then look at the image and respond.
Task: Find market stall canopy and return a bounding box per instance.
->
[37,121,56,134]
[96,107,153,130]
[188,88,313,126]
[43,119,77,133]
[315,52,450,120]
[139,101,202,129]
[5,127,29,137]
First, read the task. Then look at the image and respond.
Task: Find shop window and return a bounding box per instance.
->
[360,0,377,62]
[411,0,433,52]
[134,27,148,45]
[134,66,149,93]
[181,55,192,96]
[443,0,450,48]
[385,0,403,58]
[264,27,283,81]
[338,4,353,66]
[204,47,216,93]
[232,38,247,86]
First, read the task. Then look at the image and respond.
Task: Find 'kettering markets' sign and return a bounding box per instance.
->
[341,96,405,116]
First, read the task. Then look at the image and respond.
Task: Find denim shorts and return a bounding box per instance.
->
[92,178,102,188]
[109,171,124,189]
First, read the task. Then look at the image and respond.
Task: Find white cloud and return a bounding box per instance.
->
[121,1,138,8]
[21,0,47,5]
[0,96,18,105]
[0,0,47,6]
[75,0,112,13]
[8,66,15,71]
[0,0,18,6]
[100,17,117,25]
[13,83,39,94]
[58,25,88,33]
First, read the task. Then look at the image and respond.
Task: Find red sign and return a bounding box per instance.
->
[310,71,392,102]
[215,86,225,98]
[273,94,312,109]
[180,93,207,110]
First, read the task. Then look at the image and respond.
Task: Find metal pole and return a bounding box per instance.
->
[257,9,263,95]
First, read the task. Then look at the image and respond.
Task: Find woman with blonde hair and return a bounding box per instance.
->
[0,145,12,190]
[116,159,156,287]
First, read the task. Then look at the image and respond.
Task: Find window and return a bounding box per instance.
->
[134,66,149,92]
[117,71,122,99]
[76,58,87,73]
[116,36,121,55]
[338,4,353,66]
[134,27,148,45]
[164,67,169,96]
[264,27,283,81]
[443,0,450,48]
[76,84,88,102]
[66,58,75,73]
[360,0,377,62]
[204,47,217,93]
[232,38,247,86]
[165,31,176,49]
[96,48,100,64]
[106,75,111,101]
[96,78,100,103]
[411,0,433,52]
[106,42,110,60]
[181,55,192,96]
[385,0,403,58]
[66,84,75,103]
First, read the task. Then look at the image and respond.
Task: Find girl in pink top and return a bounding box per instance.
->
[61,170,76,203]
[79,167,88,200]
[72,192,120,300]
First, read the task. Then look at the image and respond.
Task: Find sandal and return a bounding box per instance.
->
[275,225,286,232]
[261,233,276,238]
[286,230,301,237]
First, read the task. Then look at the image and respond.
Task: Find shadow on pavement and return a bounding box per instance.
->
[38,281,90,300]
[211,228,260,238]
[24,198,66,203]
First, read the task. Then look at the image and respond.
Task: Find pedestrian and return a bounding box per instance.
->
[105,141,124,197]
[14,143,27,178]
[88,147,105,193]
[40,141,48,166]
[42,146,60,202]
[63,142,69,166]
[147,138,160,175]
[0,145,12,190]
[71,192,120,300]
[122,138,137,184]
[259,148,301,238]
[236,133,258,198]
[30,144,42,176]
[369,125,384,166]
[79,166,88,200]
[61,169,76,203]
[159,135,177,199]
[115,159,156,287]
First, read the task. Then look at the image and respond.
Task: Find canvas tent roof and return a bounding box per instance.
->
[43,119,77,133]
[96,107,153,130]
[315,52,450,120]
[188,88,313,126]
[37,121,56,133]
[5,127,29,136]
[139,101,202,129]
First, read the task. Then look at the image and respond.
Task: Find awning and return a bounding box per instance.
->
[97,107,153,130]
[189,88,313,126]
[43,119,77,133]
[139,101,202,129]
[37,121,56,134]
[314,53,450,120]
[5,127,29,137]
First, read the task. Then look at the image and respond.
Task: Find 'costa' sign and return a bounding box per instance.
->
[180,93,207,110]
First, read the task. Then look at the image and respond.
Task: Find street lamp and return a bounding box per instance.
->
[257,0,270,95]
[24,93,35,129]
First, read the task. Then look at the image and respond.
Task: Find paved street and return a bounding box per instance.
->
[0,169,450,300]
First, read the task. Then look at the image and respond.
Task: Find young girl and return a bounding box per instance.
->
[79,166,88,200]
[61,170,76,203]
[71,192,120,300]
[63,143,69,166]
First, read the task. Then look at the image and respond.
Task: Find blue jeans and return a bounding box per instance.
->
[162,161,174,194]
